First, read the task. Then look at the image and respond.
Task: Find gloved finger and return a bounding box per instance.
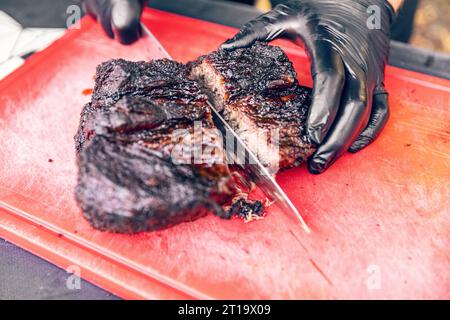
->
[308,71,371,174]
[83,0,114,38]
[220,10,286,50]
[99,13,114,39]
[306,42,346,145]
[111,0,143,44]
[348,85,389,153]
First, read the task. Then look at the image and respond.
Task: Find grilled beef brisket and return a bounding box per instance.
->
[75,59,234,233]
[75,44,314,233]
[191,42,315,170]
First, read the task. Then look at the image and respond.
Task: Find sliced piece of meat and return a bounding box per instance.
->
[190,42,315,171]
[224,87,315,170]
[190,42,297,110]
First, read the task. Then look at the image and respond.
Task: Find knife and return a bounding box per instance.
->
[140,22,311,234]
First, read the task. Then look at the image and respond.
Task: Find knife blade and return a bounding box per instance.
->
[140,22,171,58]
[210,106,311,234]
[140,22,311,234]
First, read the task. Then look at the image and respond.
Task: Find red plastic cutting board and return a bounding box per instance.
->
[0,9,449,299]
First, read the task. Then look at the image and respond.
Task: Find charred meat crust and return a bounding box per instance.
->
[92,58,207,106]
[75,59,234,233]
[226,199,264,221]
[190,42,297,109]
[76,136,229,233]
[75,59,210,153]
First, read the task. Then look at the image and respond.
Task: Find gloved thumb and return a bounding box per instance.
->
[221,13,284,50]
[110,0,143,44]
[221,23,263,50]
[221,7,291,51]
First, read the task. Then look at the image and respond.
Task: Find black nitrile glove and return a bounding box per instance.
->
[83,0,144,44]
[222,0,395,174]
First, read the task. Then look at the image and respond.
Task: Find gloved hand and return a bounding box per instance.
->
[222,0,395,174]
[83,0,144,44]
